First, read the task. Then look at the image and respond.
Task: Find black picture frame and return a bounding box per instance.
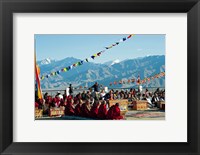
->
[0,0,200,154]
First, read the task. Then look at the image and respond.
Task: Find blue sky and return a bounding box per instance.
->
[35,34,165,64]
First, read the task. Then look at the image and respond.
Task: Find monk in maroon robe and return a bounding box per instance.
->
[90,101,100,118]
[55,97,60,107]
[80,100,90,117]
[74,100,83,116]
[98,101,107,119]
[59,99,64,107]
[35,102,39,108]
[67,95,73,104]
[65,99,75,116]
[106,103,123,120]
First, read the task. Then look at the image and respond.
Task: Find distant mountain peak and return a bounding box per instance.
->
[111,59,120,65]
[104,59,120,66]
[37,58,56,66]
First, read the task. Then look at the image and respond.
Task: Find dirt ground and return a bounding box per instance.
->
[124,108,165,120]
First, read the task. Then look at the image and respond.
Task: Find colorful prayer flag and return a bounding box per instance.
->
[123,37,126,41]
[97,52,101,56]
[137,75,140,85]
[127,34,134,39]
[42,75,45,80]
[78,62,82,66]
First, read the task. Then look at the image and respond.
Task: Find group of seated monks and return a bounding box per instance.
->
[35,96,124,120]
[64,99,123,120]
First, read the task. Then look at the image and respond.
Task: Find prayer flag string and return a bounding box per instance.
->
[39,34,134,80]
[75,71,165,89]
[109,72,165,86]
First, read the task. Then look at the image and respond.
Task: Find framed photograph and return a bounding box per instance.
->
[0,0,200,154]
[34,34,166,121]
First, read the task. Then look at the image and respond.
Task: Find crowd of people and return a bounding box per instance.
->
[35,82,165,120]
[35,95,123,120]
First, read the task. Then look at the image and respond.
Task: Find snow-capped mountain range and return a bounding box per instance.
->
[37,55,165,89]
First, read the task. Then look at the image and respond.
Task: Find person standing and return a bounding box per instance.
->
[91,82,100,92]
[69,84,73,96]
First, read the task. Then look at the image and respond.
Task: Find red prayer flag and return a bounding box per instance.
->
[127,35,132,38]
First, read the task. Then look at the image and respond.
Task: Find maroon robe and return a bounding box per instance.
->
[65,102,75,116]
[98,104,107,119]
[35,102,39,108]
[106,104,123,120]
[74,103,81,116]
[80,103,90,117]
[90,104,99,118]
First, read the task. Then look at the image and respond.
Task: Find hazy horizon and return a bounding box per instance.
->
[37,54,165,65]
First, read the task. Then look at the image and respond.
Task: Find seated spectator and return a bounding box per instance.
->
[90,101,100,118]
[43,92,48,100]
[120,91,125,99]
[160,92,165,101]
[38,99,44,109]
[141,94,146,100]
[86,91,91,100]
[81,91,87,100]
[124,90,129,99]
[106,103,123,120]
[109,90,114,100]
[65,99,75,115]
[146,94,154,108]
[50,98,56,107]
[55,97,60,107]
[43,99,50,115]
[74,100,82,116]
[35,102,39,108]
[67,95,73,103]
[59,99,65,107]
[80,100,91,117]
[90,97,94,105]
[56,91,63,100]
[98,100,107,119]
[76,93,82,100]
[151,93,160,107]
[100,90,106,100]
